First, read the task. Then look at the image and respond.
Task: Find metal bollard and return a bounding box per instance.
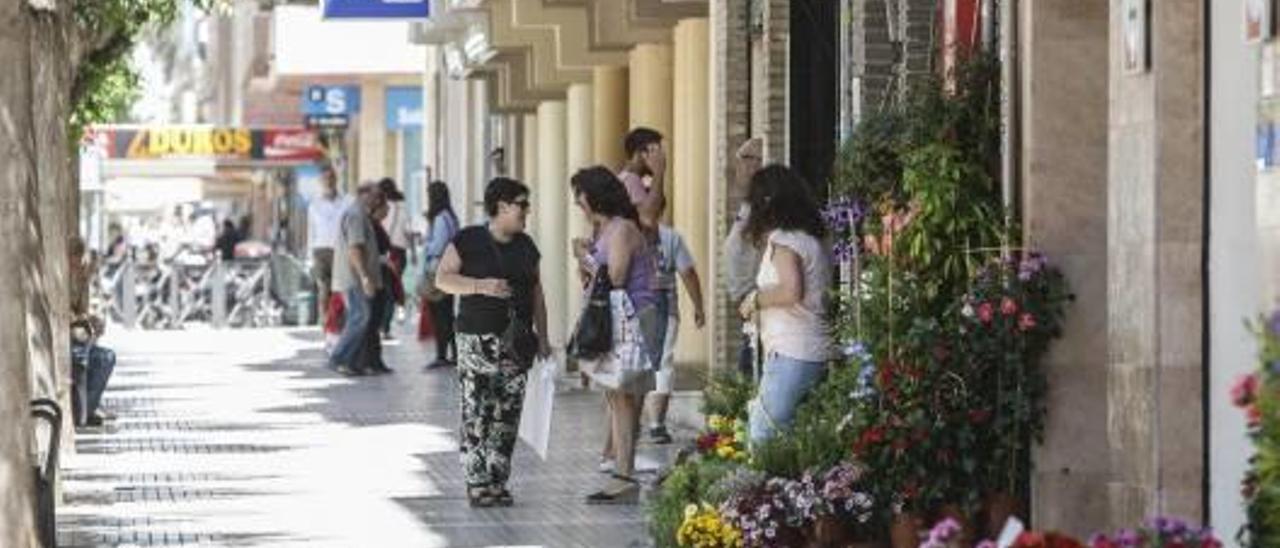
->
[121,260,137,330]
[212,260,227,328]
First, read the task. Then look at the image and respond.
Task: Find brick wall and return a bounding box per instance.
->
[851,0,937,119]
[710,0,752,370]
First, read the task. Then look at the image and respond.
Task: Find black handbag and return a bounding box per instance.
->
[568,265,613,360]
[487,234,539,367]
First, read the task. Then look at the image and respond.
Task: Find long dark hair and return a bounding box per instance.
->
[745,164,826,246]
[570,166,640,224]
[426,181,455,221]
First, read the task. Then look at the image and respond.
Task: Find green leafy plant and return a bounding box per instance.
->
[1237,311,1280,547]
[701,369,755,423]
[649,457,741,548]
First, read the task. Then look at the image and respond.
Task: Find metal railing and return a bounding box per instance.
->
[94,248,314,330]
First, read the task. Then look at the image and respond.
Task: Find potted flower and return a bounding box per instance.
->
[1237,309,1280,547]
[1088,516,1221,548]
[678,503,743,548]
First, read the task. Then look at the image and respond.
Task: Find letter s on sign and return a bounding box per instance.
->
[325,88,347,114]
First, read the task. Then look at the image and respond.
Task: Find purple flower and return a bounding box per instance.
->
[1269,309,1280,336]
[1270,360,1280,375]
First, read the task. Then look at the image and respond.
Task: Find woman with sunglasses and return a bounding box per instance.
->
[434,177,550,508]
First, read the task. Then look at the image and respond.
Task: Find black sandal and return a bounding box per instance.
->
[468,486,494,508]
[585,475,641,505]
[489,486,514,507]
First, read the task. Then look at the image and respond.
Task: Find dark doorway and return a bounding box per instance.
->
[790,0,839,199]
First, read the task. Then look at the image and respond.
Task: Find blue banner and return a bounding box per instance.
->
[322,0,429,19]
[385,87,423,131]
[302,85,361,115]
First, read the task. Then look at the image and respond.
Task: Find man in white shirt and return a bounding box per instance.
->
[722,138,765,377]
[307,163,348,328]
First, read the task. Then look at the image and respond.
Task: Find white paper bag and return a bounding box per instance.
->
[518,358,558,460]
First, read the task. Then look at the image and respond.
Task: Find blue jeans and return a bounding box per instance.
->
[71,342,116,421]
[330,287,372,369]
[748,353,826,446]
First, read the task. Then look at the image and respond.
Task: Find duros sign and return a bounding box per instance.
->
[91,126,324,163]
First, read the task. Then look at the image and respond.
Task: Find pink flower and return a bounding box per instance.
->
[1231,373,1259,408]
[1018,313,1037,331]
[1001,297,1019,316]
[977,302,994,324]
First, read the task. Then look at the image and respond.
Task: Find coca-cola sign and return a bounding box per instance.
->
[91,125,324,163]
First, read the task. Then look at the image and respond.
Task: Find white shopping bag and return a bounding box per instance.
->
[518,358,558,460]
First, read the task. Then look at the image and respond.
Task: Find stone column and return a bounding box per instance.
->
[629,43,675,215]
[1106,0,1205,526]
[537,101,569,348]
[593,66,629,167]
[567,83,594,319]
[523,113,540,239]
[1020,0,1111,537]
[358,80,387,184]
[752,0,788,163]
[673,18,711,372]
[710,0,753,370]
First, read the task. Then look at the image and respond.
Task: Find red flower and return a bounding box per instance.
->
[696,433,721,452]
[1001,297,1019,316]
[969,408,992,424]
[1231,373,1259,408]
[977,302,995,324]
[1247,404,1263,428]
[1018,312,1037,331]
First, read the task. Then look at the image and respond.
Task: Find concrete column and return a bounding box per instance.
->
[672,18,711,372]
[1209,0,1264,537]
[422,46,441,181]
[1106,0,1205,526]
[1020,0,1110,537]
[566,83,594,318]
[537,101,569,349]
[358,80,387,184]
[469,79,490,221]
[443,77,471,223]
[522,113,540,239]
[629,43,675,215]
[592,66,629,167]
[709,0,754,371]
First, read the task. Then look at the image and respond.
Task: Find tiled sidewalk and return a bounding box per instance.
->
[57,325,674,547]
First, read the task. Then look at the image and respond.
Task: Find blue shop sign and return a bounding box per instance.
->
[322,0,429,19]
[303,85,361,115]
[385,87,423,131]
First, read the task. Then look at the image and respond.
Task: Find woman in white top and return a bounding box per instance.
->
[738,165,833,445]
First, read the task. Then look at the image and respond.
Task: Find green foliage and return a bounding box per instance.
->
[1241,313,1280,547]
[69,0,223,140]
[69,55,140,132]
[700,369,755,423]
[898,143,1006,311]
[648,458,740,548]
[749,359,873,480]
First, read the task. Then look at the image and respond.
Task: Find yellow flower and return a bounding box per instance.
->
[716,445,737,460]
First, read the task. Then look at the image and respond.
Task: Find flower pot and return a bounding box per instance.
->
[806,515,857,548]
[936,503,975,546]
[889,512,923,548]
[982,492,1020,539]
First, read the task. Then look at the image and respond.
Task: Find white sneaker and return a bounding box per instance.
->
[598,458,616,474]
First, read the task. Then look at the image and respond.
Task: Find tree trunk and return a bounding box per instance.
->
[29,0,78,453]
[0,0,42,544]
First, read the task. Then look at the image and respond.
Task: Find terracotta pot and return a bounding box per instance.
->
[889,512,924,548]
[936,503,975,546]
[806,515,857,548]
[983,492,1020,539]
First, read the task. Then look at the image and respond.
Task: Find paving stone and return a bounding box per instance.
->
[57,326,676,547]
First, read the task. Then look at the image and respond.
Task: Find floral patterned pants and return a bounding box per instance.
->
[456,333,528,488]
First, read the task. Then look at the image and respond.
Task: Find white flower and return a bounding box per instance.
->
[961,303,975,318]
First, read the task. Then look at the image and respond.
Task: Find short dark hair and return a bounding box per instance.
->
[745,164,826,245]
[624,127,663,158]
[570,166,639,224]
[484,177,529,217]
